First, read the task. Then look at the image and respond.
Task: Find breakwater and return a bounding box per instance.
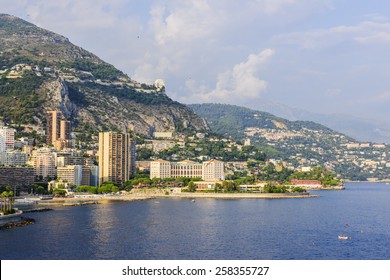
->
[0,217,35,230]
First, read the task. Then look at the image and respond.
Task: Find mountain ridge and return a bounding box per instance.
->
[246,98,390,144]
[0,13,208,136]
[189,103,389,180]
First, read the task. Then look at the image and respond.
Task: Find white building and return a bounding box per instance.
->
[154,79,165,90]
[0,151,28,165]
[150,159,171,179]
[153,131,174,139]
[57,165,83,186]
[150,159,225,181]
[33,149,57,179]
[0,127,15,152]
[202,159,225,181]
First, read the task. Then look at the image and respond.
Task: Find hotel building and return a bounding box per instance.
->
[150,159,225,181]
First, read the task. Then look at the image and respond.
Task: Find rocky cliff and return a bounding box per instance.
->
[0,14,208,135]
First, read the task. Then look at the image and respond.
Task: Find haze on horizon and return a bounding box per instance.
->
[2,0,390,125]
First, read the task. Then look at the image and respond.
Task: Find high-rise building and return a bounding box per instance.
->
[46,110,62,146]
[0,126,16,151]
[47,111,73,150]
[60,120,71,140]
[98,132,136,186]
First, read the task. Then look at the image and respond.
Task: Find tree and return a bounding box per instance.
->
[0,191,6,213]
[187,181,196,192]
[0,190,15,213]
[214,183,222,193]
[36,186,45,195]
[53,189,66,197]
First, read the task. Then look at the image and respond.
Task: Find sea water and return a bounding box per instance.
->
[1,182,389,260]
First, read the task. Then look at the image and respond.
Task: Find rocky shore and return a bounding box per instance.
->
[0,217,35,230]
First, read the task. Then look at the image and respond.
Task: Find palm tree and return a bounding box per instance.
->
[7,191,14,212]
[0,190,14,213]
[0,191,8,213]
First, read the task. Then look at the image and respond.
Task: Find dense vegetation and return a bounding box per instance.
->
[189,103,334,140]
[140,140,267,162]
[0,73,46,124]
[59,60,124,81]
[67,82,179,107]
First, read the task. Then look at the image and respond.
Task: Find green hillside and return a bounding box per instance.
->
[189,103,390,181]
[0,14,207,135]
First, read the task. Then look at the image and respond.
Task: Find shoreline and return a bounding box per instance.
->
[36,192,319,205]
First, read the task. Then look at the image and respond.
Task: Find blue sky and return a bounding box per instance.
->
[2,0,390,122]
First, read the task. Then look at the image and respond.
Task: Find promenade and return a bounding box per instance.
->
[35,189,318,206]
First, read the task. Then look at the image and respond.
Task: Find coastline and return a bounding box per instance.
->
[36,191,319,205]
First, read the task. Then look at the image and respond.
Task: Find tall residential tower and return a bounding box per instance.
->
[46,110,62,146]
[46,111,72,150]
[98,132,136,186]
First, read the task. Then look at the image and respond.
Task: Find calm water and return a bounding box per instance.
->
[1,182,390,260]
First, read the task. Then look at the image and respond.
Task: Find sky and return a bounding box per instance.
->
[2,0,390,123]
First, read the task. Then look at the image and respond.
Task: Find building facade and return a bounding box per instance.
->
[171,160,203,178]
[150,159,225,181]
[46,111,73,150]
[57,165,83,186]
[0,151,28,165]
[0,126,15,151]
[46,110,62,146]
[98,132,136,186]
[150,160,171,179]
[81,165,99,186]
[202,159,225,181]
[33,150,57,179]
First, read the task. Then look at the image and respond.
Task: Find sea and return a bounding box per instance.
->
[1,182,390,260]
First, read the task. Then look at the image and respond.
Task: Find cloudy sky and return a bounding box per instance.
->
[2,0,390,122]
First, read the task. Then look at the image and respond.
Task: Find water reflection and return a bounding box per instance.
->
[2,183,390,259]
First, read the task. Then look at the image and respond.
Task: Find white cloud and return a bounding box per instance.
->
[149,0,224,46]
[187,49,275,103]
[275,20,390,49]
[4,0,390,123]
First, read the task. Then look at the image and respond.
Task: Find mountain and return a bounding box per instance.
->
[0,14,207,135]
[189,103,390,180]
[250,98,390,144]
[188,103,346,141]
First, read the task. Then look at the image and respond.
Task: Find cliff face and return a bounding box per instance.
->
[0,14,208,135]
